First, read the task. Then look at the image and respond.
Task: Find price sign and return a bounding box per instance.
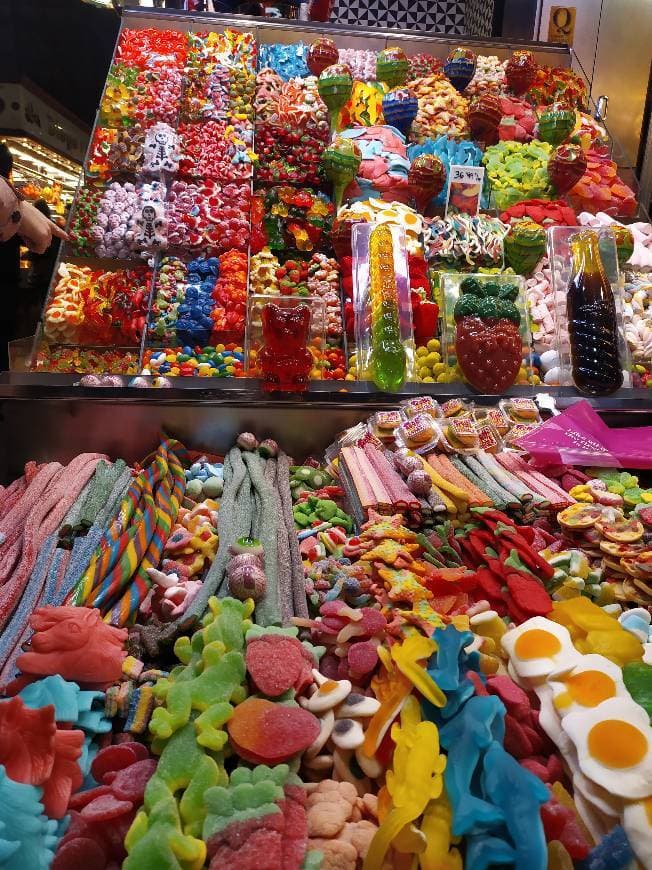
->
[445,165,484,217]
[548,6,576,46]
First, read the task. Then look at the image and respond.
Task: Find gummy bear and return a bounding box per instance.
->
[258,303,313,394]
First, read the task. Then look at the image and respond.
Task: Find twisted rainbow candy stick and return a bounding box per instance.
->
[369,224,407,392]
[71,439,186,625]
[70,472,146,605]
[105,439,186,626]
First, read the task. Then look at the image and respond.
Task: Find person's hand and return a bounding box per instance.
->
[18,200,69,254]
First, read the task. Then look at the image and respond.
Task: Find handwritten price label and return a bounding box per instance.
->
[445,164,484,217]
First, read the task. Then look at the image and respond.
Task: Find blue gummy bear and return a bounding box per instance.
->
[0,767,59,869]
[578,826,634,870]
[481,741,550,870]
[439,695,506,837]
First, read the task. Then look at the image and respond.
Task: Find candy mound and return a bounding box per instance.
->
[340,125,410,204]
[409,75,469,140]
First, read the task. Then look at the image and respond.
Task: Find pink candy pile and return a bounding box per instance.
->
[166,179,251,253]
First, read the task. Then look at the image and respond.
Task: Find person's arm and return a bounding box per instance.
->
[0,177,69,253]
[0,177,22,244]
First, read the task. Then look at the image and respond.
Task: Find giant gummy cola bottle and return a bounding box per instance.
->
[566,229,623,395]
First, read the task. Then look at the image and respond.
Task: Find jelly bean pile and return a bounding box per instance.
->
[0,400,651,869]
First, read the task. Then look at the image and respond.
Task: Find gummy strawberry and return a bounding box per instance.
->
[454,277,522,393]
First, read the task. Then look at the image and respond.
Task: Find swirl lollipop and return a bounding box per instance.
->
[331,215,366,260]
[444,47,477,92]
[505,50,537,96]
[376,47,409,89]
[408,154,446,214]
[538,102,576,147]
[307,38,339,77]
[318,64,353,134]
[322,136,362,211]
[382,88,418,136]
[547,143,587,194]
[469,93,503,145]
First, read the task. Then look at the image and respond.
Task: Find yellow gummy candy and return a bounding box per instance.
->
[363,696,446,870]
[390,634,446,708]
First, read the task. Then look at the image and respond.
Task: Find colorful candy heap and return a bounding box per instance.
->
[1,402,651,867]
[44,263,151,346]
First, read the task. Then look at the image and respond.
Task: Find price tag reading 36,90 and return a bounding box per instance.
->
[445,164,485,217]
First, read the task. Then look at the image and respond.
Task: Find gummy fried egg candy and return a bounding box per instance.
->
[562,697,652,799]
[548,654,629,716]
[623,796,652,868]
[501,616,580,684]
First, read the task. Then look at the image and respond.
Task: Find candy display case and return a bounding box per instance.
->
[6,7,652,402]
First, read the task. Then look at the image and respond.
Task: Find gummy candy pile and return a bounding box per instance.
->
[0,404,651,869]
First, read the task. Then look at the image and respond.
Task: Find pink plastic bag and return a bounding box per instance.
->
[515,400,652,469]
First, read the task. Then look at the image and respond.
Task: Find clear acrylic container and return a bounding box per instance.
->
[547,226,631,390]
[440,272,532,394]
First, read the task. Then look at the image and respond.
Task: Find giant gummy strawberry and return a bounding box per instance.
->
[454,277,522,393]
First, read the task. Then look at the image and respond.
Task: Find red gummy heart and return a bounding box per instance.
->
[81,793,133,822]
[110,758,157,803]
[91,745,138,783]
[246,636,314,698]
[52,836,107,870]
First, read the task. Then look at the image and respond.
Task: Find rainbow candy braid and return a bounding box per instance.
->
[72,438,171,609]
[105,439,187,626]
[68,472,146,606]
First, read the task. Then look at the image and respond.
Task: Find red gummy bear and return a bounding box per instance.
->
[17,606,127,688]
[258,303,313,394]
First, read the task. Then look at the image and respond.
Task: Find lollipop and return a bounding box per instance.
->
[468,93,503,145]
[443,47,477,92]
[376,47,409,89]
[408,154,446,214]
[503,218,546,275]
[505,50,537,96]
[538,103,576,147]
[318,64,354,134]
[547,142,587,193]
[322,136,362,211]
[331,215,366,260]
[307,38,339,77]
[382,88,418,136]
[610,224,634,270]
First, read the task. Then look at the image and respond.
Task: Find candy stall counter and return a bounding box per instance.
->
[16,7,650,406]
[2,13,652,867]
[6,7,652,423]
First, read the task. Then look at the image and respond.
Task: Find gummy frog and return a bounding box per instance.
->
[258,303,313,394]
